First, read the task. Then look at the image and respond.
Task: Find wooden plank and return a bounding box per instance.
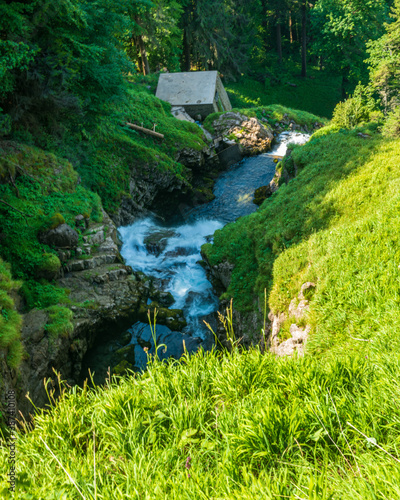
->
[123,122,165,139]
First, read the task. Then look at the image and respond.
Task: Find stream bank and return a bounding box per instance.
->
[2,112,309,418]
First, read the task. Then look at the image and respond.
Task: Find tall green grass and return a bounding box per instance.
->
[1,344,399,499]
[203,125,400,353]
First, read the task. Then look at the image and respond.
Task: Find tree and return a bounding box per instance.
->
[367,0,400,114]
[310,0,390,93]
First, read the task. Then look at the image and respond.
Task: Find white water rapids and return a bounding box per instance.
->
[119,131,310,341]
[80,131,310,380]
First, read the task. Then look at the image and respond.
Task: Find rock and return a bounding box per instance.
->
[175,147,206,170]
[114,344,136,365]
[289,298,310,321]
[21,309,48,344]
[75,214,87,229]
[150,290,175,307]
[212,112,273,156]
[171,106,195,123]
[298,282,316,300]
[113,360,133,376]
[40,223,79,249]
[35,253,61,280]
[120,330,132,346]
[253,184,275,205]
[144,229,175,256]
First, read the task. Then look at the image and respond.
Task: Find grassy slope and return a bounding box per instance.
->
[1,123,400,498]
[1,347,399,499]
[14,80,206,213]
[225,66,342,119]
[203,124,400,353]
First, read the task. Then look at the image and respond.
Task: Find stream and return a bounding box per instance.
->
[82,131,309,379]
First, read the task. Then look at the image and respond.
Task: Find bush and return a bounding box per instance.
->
[382,106,400,138]
[331,84,380,129]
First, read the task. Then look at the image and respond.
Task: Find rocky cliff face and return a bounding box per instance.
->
[3,211,189,418]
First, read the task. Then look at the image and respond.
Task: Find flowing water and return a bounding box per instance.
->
[82,132,309,378]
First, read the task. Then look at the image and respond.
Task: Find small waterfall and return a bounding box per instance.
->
[83,131,310,378]
[119,219,223,337]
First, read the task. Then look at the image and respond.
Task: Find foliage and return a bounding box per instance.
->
[331,84,381,129]
[367,0,400,114]
[45,306,74,339]
[382,106,400,137]
[1,345,400,498]
[0,142,101,308]
[0,258,23,369]
[223,66,342,118]
[310,0,390,91]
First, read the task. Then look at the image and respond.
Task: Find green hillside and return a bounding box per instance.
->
[2,123,400,498]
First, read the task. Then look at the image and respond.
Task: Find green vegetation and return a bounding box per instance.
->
[1,344,400,498]
[0,142,100,368]
[0,259,23,369]
[225,67,342,119]
[203,125,400,354]
[204,103,326,136]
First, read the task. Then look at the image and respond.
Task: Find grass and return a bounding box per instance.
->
[0,258,23,369]
[202,123,400,354]
[204,104,327,136]
[0,142,101,312]
[225,65,343,119]
[25,81,207,214]
[1,342,400,498]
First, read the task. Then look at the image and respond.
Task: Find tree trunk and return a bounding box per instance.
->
[182,28,191,71]
[261,0,269,55]
[277,22,282,64]
[301,1,307,78]
[289,11,293,44]
[137,35,150,75]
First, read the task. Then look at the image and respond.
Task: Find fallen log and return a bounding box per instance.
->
[123,122,165,139]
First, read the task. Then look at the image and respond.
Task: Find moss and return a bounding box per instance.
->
[0,258,23,369]
[49,213,65,230]
[203,104,326,135]
[113,360,134,376]
[45,305,74,339]
[35,253,61,280]
[0,142,101,308]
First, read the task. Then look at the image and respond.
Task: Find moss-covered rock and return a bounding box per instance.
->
[113,359,134,376]
[35,253,62,281]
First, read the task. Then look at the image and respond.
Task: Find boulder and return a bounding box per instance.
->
[253,184,275,205]
[144,229,175,256]
[212,112,273,156]
[41,223,79,249]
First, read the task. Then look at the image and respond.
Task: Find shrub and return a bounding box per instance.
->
[331,84,380,129]
[382,106,400,138]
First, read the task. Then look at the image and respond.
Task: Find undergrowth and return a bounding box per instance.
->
[20,83,206,213]
[1,340,399,498]
[0,258,23,369]
[224,65,342,119]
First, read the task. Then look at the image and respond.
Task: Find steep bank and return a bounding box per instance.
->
[202,122,400,356]
[0,100,325,417]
